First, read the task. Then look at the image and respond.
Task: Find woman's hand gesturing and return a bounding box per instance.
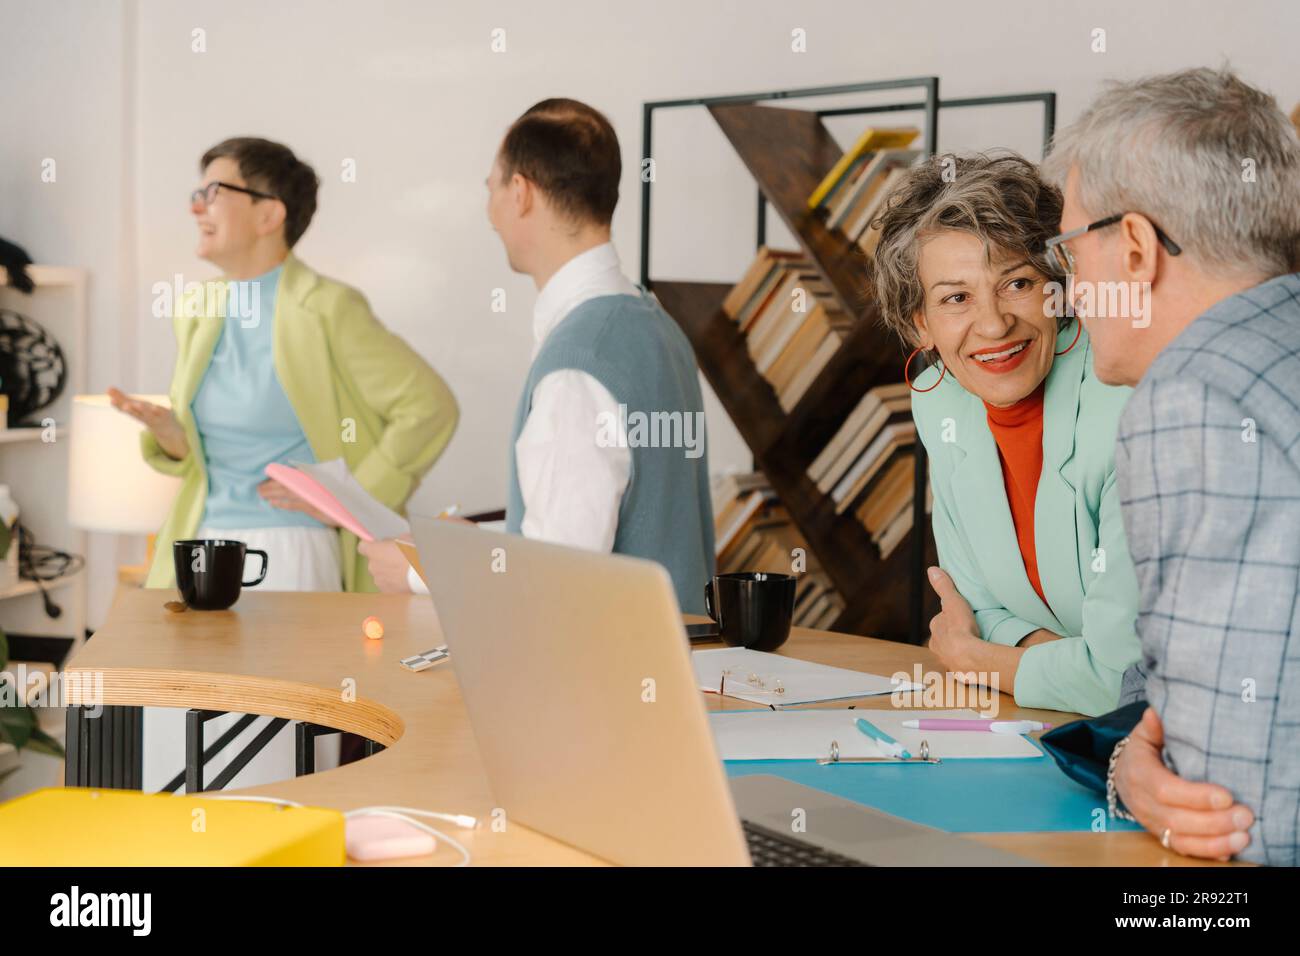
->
[107,387,189,460]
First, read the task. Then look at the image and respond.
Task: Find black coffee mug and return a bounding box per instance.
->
[703,572,796,651]
[173,539,268,611]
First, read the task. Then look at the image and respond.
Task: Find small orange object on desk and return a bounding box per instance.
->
[361,616,384,640]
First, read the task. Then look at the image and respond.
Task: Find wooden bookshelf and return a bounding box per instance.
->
[652,102,937,642]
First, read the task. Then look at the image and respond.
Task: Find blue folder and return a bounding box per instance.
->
[724,738,1142,833]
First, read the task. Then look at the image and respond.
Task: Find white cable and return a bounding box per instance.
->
[348,805,478,829]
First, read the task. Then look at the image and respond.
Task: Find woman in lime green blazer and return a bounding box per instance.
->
[113,138,457,594]
[872,154,1140,716]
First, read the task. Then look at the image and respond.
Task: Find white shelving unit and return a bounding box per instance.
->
[0,265,89,656]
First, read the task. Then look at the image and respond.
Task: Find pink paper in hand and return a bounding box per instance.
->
[264,462,373,541]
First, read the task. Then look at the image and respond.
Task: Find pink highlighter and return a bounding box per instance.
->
[900,718,1053,734]
[264,463,374,541]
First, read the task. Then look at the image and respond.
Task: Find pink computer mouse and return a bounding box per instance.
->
[345,815,438,862]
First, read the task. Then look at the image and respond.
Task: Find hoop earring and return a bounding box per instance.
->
[905,346,946,393]
[1055,318,1083,356]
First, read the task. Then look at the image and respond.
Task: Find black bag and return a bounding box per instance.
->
[1040,700,1147,795]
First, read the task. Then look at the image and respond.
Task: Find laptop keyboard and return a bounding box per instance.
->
[741,819,869,867]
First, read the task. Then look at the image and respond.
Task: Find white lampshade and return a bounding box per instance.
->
[67,395,183,534]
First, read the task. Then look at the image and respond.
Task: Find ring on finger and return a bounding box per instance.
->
[1161,827,1172,849]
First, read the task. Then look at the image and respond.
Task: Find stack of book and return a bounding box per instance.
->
[722,247,856,412]
[711,471,845,631]
[850,156,921,258]
[807,382,919,558]
[792,574,847,632]
[851,451,924,560]
[805,126,923,258]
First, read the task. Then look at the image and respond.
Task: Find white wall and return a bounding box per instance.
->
[3,0,1297,627]
[0,0,136,631]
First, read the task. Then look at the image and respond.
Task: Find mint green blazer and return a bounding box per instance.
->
[911,326,1140,716]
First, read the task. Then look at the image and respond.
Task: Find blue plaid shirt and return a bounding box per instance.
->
[1117,272,1300,866]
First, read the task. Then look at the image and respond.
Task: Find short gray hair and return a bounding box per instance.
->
[1041,67,1300,278]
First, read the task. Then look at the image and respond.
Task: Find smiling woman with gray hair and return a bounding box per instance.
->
[872,152,1141,716]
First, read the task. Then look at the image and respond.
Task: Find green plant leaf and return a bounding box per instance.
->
[0,703,36,750]
[24,725,64,758]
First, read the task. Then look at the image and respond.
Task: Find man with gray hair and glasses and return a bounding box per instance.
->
[1041,67,1300,865]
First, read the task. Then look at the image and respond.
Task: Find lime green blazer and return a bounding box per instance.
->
[911,326,1140,716]
[141,253,459,592]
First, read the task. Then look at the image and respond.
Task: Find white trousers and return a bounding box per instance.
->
[142,525,343,793]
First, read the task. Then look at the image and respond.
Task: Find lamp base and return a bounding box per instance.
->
[117,533,156,588]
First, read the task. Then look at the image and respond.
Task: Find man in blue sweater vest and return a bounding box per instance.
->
[363,98,715,613]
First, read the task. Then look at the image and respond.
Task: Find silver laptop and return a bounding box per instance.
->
[412,516,1032,867]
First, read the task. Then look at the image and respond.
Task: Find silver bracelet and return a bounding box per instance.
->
[1107,734,1139,822]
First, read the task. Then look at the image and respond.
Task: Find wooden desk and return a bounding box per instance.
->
[63,586,1210,867]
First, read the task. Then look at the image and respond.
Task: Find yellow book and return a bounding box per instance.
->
[0,788,345,866]
[807,127,920,211]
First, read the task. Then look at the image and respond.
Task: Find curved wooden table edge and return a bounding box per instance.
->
[63,667,407,747]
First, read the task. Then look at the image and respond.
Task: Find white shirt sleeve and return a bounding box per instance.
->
[514,369,631,552]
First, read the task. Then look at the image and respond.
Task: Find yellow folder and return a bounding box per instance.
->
[0,788,345,866]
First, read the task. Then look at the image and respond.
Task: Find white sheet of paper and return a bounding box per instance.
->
[708,708,1043,761]
[292,458,410,541]
[693,647,920,706]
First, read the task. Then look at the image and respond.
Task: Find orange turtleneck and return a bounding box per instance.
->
[983,383,1048,606]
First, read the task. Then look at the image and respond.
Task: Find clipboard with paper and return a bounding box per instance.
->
[709,708,1044,762]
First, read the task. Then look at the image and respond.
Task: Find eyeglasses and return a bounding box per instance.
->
[190,181,278,208]
[712,668,787,704]
[1043,213,1182,274]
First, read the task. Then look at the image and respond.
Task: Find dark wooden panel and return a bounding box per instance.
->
[838,520,939,643]
[652,280,788,458]
[708,103,876,314]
